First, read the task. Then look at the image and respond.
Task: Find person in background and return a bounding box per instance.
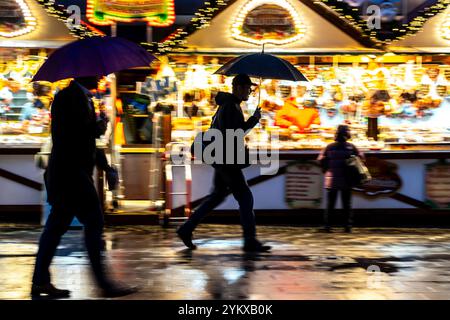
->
[317,125,364,233]
[183,92,201,118]
[0,78,14,119]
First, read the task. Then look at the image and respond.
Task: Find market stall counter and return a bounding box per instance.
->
[0,141,106,220]
[167,148,450,217]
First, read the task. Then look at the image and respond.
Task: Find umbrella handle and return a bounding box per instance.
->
[257,77,262,108]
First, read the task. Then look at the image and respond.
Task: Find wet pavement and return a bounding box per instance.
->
[1,223,450,300]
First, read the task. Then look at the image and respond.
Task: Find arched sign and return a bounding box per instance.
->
[231,0,306,45]
[0,0,36,38]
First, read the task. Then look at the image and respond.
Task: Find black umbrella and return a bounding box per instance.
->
[214,46,308,106]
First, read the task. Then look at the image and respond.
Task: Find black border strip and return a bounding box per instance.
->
[0,168,43,191]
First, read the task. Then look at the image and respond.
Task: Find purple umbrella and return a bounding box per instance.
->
[32,37,157,82]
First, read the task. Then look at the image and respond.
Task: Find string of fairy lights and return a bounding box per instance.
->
[142,0,233,53]
[319,0,450,44]
[31,0,450,53]
[34,0,103,38]
[143,0,450,53]
[440,6,450,40]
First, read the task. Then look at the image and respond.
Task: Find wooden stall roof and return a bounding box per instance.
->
[168,0,382,55]
[387,7,450,55]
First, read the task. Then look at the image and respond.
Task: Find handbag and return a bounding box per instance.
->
[346,155,371,187]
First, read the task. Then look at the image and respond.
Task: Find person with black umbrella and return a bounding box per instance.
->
[177,74,271,252]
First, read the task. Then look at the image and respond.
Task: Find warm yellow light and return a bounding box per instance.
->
[0,0,37,38]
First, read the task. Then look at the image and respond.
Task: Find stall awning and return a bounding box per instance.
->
[171,0,379,56]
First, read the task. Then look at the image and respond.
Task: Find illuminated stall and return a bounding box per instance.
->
[138,0,450,218]
[0,0,100,217]
[80,0,177,212]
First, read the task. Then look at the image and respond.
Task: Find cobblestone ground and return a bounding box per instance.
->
[1,223,450,300]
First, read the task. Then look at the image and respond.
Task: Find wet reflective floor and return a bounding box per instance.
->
[1,224,450,300]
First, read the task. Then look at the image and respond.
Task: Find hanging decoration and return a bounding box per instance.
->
[142,0,233,53]
[86,0,175,27]
[231,0,307,45]
[0,0,37,38]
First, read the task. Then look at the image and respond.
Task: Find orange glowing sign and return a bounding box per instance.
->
[87,0,175,26]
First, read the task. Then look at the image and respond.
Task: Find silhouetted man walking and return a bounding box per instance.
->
[177,74,271,252]
[31,77,135,298]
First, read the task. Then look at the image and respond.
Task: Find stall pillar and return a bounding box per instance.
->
[367,117,379,141]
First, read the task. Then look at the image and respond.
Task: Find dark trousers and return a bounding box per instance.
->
[324,188,353,227]
[32,179,108,287]
[181,167,256,241]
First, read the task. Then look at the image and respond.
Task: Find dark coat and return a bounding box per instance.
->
[213,92,259,133]
[318,141,364,189]
[209,92,259,167]
[46,81,103,206]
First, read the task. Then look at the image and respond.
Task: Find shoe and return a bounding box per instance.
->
[177,227,197,250]
[243,239,271,253]
[345,225,352,233]
[100,283,138,298]
[31,283,71,298]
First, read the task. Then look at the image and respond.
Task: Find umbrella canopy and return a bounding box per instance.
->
[32,36,157,82]
[214,53,308,82]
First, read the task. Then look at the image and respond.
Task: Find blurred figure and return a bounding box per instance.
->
[0,78,14,119]
[317,125,364,233]
[31,76,136,298]
[183,92,201,118]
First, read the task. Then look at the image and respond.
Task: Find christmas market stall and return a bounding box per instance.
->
[138,0,450,218]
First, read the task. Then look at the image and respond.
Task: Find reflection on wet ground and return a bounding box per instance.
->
[1,224,450,299]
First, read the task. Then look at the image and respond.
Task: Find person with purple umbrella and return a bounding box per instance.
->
[30,36,155,299]
[31,76,136,298]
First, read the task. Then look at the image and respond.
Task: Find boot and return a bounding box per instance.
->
[31,283,71,298]
[176,225,197,250]
[243,239,271,252]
